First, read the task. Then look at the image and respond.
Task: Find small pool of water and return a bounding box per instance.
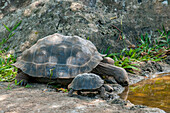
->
[120,72,170,112]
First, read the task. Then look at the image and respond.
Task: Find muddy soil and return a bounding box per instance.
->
[0,62,169,113]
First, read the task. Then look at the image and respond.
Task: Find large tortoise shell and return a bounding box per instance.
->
[13,33,103,78]
[69,73,104,90]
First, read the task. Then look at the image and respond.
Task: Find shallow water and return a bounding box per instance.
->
[120,72,170,112]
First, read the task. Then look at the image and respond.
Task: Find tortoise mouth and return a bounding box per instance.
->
[116,80,129,87]
[121,81,129,87]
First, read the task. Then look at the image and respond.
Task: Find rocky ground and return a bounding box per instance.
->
[0,0,169,55]
[0,61,169,113]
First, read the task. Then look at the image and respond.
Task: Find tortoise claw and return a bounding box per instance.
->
[16,79,28,86]
[20,81,24,86]
[15,72,29,86]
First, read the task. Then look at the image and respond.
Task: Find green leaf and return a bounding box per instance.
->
[8,33,15,39]
[141,34,144,41]
[2,24,11,32]
[145,33,148,45]
[6,57,10,64]
[129,48,133,56]
[50,68,55,79]
[123,65,139,70]
[162,25,166,35]
[130,63,140,66]
[15,79,23,85]
[14,79,17,85]
[147,47,152,54]
[12,20,22,31]
[155,39,158,44]
[131,52,136,58]
[107,53,119,57]
[121,48,127,55]
[25,84,32,88]
[119,55,123,59]
[122,34,126,39]
[0,57,5,65]
[105,46,111,54]
[153,58,162,62]
[157,29,162,35]
[159,40,167,43]
[6,83,12,90]
[148,35,152,44]
[167,30,170,36]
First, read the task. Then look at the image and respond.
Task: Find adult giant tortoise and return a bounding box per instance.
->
[12,33,129,86]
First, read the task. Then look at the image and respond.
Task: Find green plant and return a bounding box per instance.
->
[0,54,17,82]
[0,20,22,82]
[58,88,68,93]
[107,52,140,73]
[106,26,169,73]
[5,80,20,90]
[5,80,31,90]
[101,46,111,54]
[137,33,153,55]
[135,31,168,62]
[49,68,55,79]
[155,25,170,49]
[0,20,22,52]
[25,84,32,88]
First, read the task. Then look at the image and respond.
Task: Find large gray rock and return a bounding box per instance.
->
[0,0,169,56]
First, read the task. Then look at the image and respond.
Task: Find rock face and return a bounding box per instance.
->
[0,0,169,55]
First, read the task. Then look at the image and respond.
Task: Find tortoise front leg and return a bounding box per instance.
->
[98,86,108,99]
[15,70,30,86]
[68,89,75,97]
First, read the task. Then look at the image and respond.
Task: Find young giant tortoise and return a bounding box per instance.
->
[12,33,129,86]
[68,73,112,99]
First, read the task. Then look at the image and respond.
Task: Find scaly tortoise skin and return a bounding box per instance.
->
[12,33,129,86]
[68,73,113,99]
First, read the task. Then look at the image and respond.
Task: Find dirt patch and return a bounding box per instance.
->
[0,82,165,113]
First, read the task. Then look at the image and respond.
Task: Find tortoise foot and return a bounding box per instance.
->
[99,86,109,100]
[15,71,29,86]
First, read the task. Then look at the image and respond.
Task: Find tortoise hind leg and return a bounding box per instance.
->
[15,70,29,86]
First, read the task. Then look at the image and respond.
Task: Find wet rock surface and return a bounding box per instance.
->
[0,0,169,56]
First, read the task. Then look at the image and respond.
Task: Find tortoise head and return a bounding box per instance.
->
[111,66,129,87]
[114,71,129,87]
[115,75,129,87]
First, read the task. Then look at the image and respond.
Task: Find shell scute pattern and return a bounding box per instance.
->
[70,73,104,90]
[13,33,103,78]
